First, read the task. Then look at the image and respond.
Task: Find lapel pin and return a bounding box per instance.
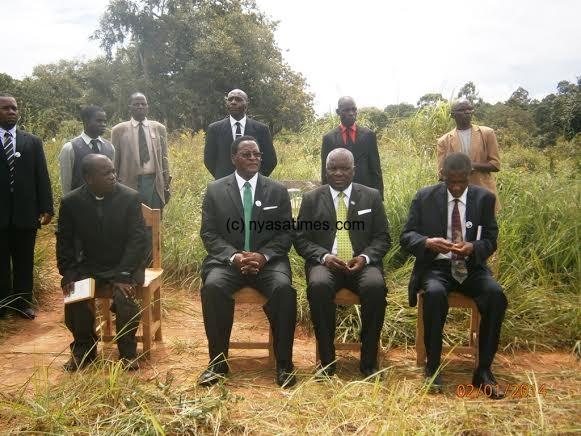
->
[350,201,355,205]
[466,221,473,229]
[14,152,21,158]
[255,200,262,207]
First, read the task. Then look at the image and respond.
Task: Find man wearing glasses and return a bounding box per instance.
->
[437,99,501,212]
[198,136,296,388]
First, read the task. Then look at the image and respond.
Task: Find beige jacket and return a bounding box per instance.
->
[437,124,501,211]
[111,118,170,205]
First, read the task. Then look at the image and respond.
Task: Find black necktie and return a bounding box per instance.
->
[138,122,150,166]
[3,131,15,191]
[345,127,353,147]
[90,139,100,154]
[235,122,242,138]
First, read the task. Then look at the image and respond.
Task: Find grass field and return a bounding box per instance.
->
[1,106,579,434]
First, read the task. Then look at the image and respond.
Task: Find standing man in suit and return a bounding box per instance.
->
[59,106,114,195]
[400,152,507,399]
[437,98,501,211]
[0,93,53,319]
[199,135,296,388]
[56,154,147,371]
[294,148,390,378]
[321,96,384,198]
[112,93,171,209]
[204,89,277,179]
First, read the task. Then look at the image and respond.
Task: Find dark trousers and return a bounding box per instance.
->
[64,287,141,359]
[307,264,387,370]
[0,227,37,310]
[201,265,297,367]
[422,260,508,372]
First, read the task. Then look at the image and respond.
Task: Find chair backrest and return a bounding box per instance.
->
[141,204,162,269]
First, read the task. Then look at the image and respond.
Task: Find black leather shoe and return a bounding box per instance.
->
[472,369,505,400]
[315,362,336,380]
[424,366,443,393]
[276,365,297,388]
[198,363,228,387]
[17,307,36,320]
[63,354,95,372]
[360,366,383,379]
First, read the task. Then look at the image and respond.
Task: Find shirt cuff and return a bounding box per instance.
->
[360,254,370,265]
[321,253,330,264]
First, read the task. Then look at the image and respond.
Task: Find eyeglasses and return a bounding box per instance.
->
[238,151,263,160]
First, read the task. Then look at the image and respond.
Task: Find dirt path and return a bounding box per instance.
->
[0,234,579,397]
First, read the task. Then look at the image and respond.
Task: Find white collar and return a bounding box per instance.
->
[447,187,468,205]
[230,115,247,128]
[81,132,103,145]
[234,171,258,191]
[329,183,353,201]
[130,117,149,127]
[0,125,17,138]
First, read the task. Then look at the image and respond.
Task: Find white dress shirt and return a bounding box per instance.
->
[0,126,17,154]
[230,115,247,140]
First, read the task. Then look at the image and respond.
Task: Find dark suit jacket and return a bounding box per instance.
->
[321,126,384,198]
[200,173,292,278]
[56,183,147,286]
[204,117,277,179]
[293,183,391,274]
[0,129,53,229]
[400,183,498,307]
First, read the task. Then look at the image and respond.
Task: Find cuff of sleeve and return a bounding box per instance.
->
[320,253,330,264]
[360,254,370,265]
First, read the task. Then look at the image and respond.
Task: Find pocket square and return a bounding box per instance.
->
[357,209,372,215]
[263,206,278,210]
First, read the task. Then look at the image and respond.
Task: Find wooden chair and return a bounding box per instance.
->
[315,288,382,364]
[94,204,163,359]
[229,287,275,366]
[415,291,480,368]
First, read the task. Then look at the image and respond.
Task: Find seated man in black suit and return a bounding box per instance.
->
[56,154,147,371]
[199,135,296,388]
[204,89,277,179]
[400,152,508,399]
[294,148,390,378]
[321,96,384,198]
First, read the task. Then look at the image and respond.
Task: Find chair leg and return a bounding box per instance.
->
[153,286,162,342]
[471,307,480,369]
[268,328,275,367]
[103,299,113,340]
[141,288,152,359]
[416,294,426,366]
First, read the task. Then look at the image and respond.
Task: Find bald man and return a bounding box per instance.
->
[321,96,384,199]
[204,89,277,179]
[57,154,147,371]
[437,99,501,211]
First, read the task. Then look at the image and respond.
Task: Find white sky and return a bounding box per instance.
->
[2,0,580,114]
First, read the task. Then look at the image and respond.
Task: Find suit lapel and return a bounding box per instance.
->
[334,128,344,149]
[321,186,336,220]
[252,174,266,223]
[439,183,448,237]
[226,174,244,218]
[465,186,476,241]
[449,130,461,152]
[347,184,359,222]
[221,118,233,142]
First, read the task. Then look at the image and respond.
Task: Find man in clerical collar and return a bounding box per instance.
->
[56,154,147,371]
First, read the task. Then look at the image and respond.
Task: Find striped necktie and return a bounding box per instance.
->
[336,191,352,261]
[451,199,468,283]
[3,131,15,192]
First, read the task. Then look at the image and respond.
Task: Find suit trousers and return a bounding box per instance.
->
[307,264,387,369]
[0,227,37,311]
[64,286,141,359]
[421,260,507,371]
[201,265,297,367]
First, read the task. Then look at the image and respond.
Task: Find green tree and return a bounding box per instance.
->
[93,0,313,130]
[457,81,483,106]
[417,93,445,108]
